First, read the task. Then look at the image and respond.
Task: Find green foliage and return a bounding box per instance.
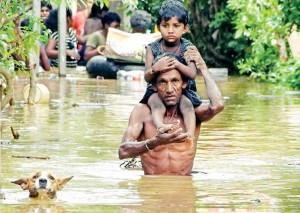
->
[0,0,48,72]
[228,0,300,89]
[136,0,165,31]
[278,60,300,89]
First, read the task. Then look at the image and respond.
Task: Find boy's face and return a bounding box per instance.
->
[158,17,189,43]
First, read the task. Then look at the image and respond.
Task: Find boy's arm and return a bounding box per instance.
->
[144,46,191,83]
[144,46,155,83]
[173,59,197,80]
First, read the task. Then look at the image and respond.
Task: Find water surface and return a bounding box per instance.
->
[0,71,299,212]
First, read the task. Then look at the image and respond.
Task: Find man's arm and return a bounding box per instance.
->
[119,104,153,159]
[184,46,224,122]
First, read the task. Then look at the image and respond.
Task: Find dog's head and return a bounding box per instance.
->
[12,171,73,199]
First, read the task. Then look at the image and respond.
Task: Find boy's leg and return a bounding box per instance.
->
[180,95,196,148]
[148,93,175,133]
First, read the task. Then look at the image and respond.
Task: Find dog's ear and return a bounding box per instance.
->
[57,176,73,190]
[11,178,29,190]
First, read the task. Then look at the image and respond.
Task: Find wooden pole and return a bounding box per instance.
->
[32,0,40,68]
[27,0,41,104]
[58,1,67,77]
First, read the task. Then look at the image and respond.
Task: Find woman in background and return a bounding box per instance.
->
[40,1,52,22]
[45,9,80,68]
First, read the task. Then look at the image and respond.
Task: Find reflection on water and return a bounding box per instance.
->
[0,72,300,212]
[120,175,197,212]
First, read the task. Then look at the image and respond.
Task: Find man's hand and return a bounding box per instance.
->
[184,46,207,72]
[155,128,189,145]
[152,56,175,74]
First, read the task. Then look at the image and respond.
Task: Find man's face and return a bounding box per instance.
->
[154,69,186,106]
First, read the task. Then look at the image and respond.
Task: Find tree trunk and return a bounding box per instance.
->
[0,68,14,110]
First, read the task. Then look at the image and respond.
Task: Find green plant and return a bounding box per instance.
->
[228,0,300,89]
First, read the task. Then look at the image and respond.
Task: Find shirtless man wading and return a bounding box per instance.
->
[118,47,224,175]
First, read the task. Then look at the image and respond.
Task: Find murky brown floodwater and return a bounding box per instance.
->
[0,69,299,212]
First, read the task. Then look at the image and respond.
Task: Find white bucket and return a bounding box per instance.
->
[117,70,144,81]
[23,83,50,104]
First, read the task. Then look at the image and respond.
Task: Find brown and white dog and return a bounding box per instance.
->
[12,171,73,199]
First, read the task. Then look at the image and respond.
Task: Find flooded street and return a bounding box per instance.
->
[0,70,299,212]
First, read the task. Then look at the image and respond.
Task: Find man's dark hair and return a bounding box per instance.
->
[41,0,52,10]
[130,10,151,32]
[101,11,121,26]
[156,0,189,26]
[152,52,187,84]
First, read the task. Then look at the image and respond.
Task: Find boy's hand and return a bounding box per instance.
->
[152,56,175,73]
[184,46,207,72]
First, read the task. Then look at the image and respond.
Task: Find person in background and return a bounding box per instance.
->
[72,0,94,50]
[20,19,51,72]
[84,3,109,36]
[45,9,80,68]
[130,10,152,33]
[84,11,121,77]
[84,10,153,78]
[40,1,52,22]
[78,3,109,65]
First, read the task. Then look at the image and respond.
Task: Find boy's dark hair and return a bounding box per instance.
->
[101,11,121,26]
[89,3,109,19]
[152,52,187,84]
[156,0,189,26]
[41,0,52,10]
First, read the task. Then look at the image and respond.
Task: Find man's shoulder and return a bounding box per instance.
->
[130,103,151,119]
[133,103,150,112]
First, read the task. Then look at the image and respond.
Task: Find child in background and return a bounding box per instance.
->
[140,0,202,143]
